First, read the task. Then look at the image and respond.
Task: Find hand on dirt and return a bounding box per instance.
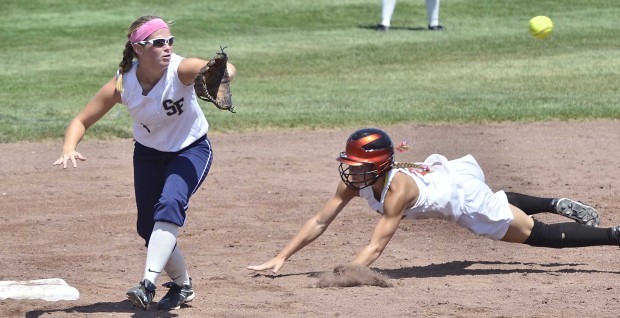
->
[247,257,285,274]
[53,151,86,169]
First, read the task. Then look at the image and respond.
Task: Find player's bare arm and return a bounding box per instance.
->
[352,172,419,266]
[248,181,356,273]
[178,57,208,85]
[178,57,236,86]
[53,78,120,168]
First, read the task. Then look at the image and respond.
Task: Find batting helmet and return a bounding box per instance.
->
[336,128,394,190]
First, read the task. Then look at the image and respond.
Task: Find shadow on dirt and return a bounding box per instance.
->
[25,300,182,318]
[378,260,620,279]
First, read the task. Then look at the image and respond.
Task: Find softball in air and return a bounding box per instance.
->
[529,16,553,39]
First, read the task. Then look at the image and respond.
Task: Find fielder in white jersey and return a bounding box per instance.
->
[248,128,616,275]
[121,52,208,152]
[54,15,236,311]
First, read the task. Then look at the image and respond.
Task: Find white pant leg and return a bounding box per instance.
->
[381,0,397,26]
[426,0,440,27]
[456,189,514,240]
[447,155,513,240]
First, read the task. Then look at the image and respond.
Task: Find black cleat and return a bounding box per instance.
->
[126,279,156,311]
[611,226,620,246]
[157,279,195,310]
[375,24,389,32]
[552,198,600,227]
[428,24,445,31]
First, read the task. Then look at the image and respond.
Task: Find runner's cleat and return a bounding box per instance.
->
[552,198,600,227]
[610,225,620,246]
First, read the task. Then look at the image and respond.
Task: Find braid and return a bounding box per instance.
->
[115,42,136,92]
[115,15,162,93]
[393,162,431,171]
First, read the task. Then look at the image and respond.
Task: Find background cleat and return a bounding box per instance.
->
[375,24,389,32]
[428,24,445,31]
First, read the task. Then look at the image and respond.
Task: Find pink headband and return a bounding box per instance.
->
[129,18,169,43]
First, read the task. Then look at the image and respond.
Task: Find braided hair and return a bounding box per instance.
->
[115,15,161,93]
[392,161,431,173]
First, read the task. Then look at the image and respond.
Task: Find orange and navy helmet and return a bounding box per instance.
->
[336,128,394,190]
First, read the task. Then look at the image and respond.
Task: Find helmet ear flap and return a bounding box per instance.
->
[376,153,395,176]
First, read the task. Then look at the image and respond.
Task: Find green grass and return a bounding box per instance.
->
[1,0,619,142]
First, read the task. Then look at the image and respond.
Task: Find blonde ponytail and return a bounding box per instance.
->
[115,69,124,93]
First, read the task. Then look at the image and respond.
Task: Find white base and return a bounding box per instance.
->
[0,278,80,301]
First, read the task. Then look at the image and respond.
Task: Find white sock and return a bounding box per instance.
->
[381,0,397,27]
[143,221,179,285]
[165,246,190,286]
[426,0,440,27]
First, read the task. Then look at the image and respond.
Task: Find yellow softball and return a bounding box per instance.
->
[529,16,553,39]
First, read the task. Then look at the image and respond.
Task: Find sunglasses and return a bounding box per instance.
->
[137,36,175,48]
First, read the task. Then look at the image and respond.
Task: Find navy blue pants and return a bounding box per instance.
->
[133,135,213,245]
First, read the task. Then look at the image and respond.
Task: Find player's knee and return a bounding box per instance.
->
[524,219,564,248]
[156,196,185,214]
[153,196,187,227]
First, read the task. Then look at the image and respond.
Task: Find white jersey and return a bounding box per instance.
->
[359,154,514,240]
[120,53,209,152]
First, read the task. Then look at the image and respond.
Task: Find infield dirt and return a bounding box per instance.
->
[1,120,619,317]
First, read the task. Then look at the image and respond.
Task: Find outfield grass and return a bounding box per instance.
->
[1,0,618,142]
